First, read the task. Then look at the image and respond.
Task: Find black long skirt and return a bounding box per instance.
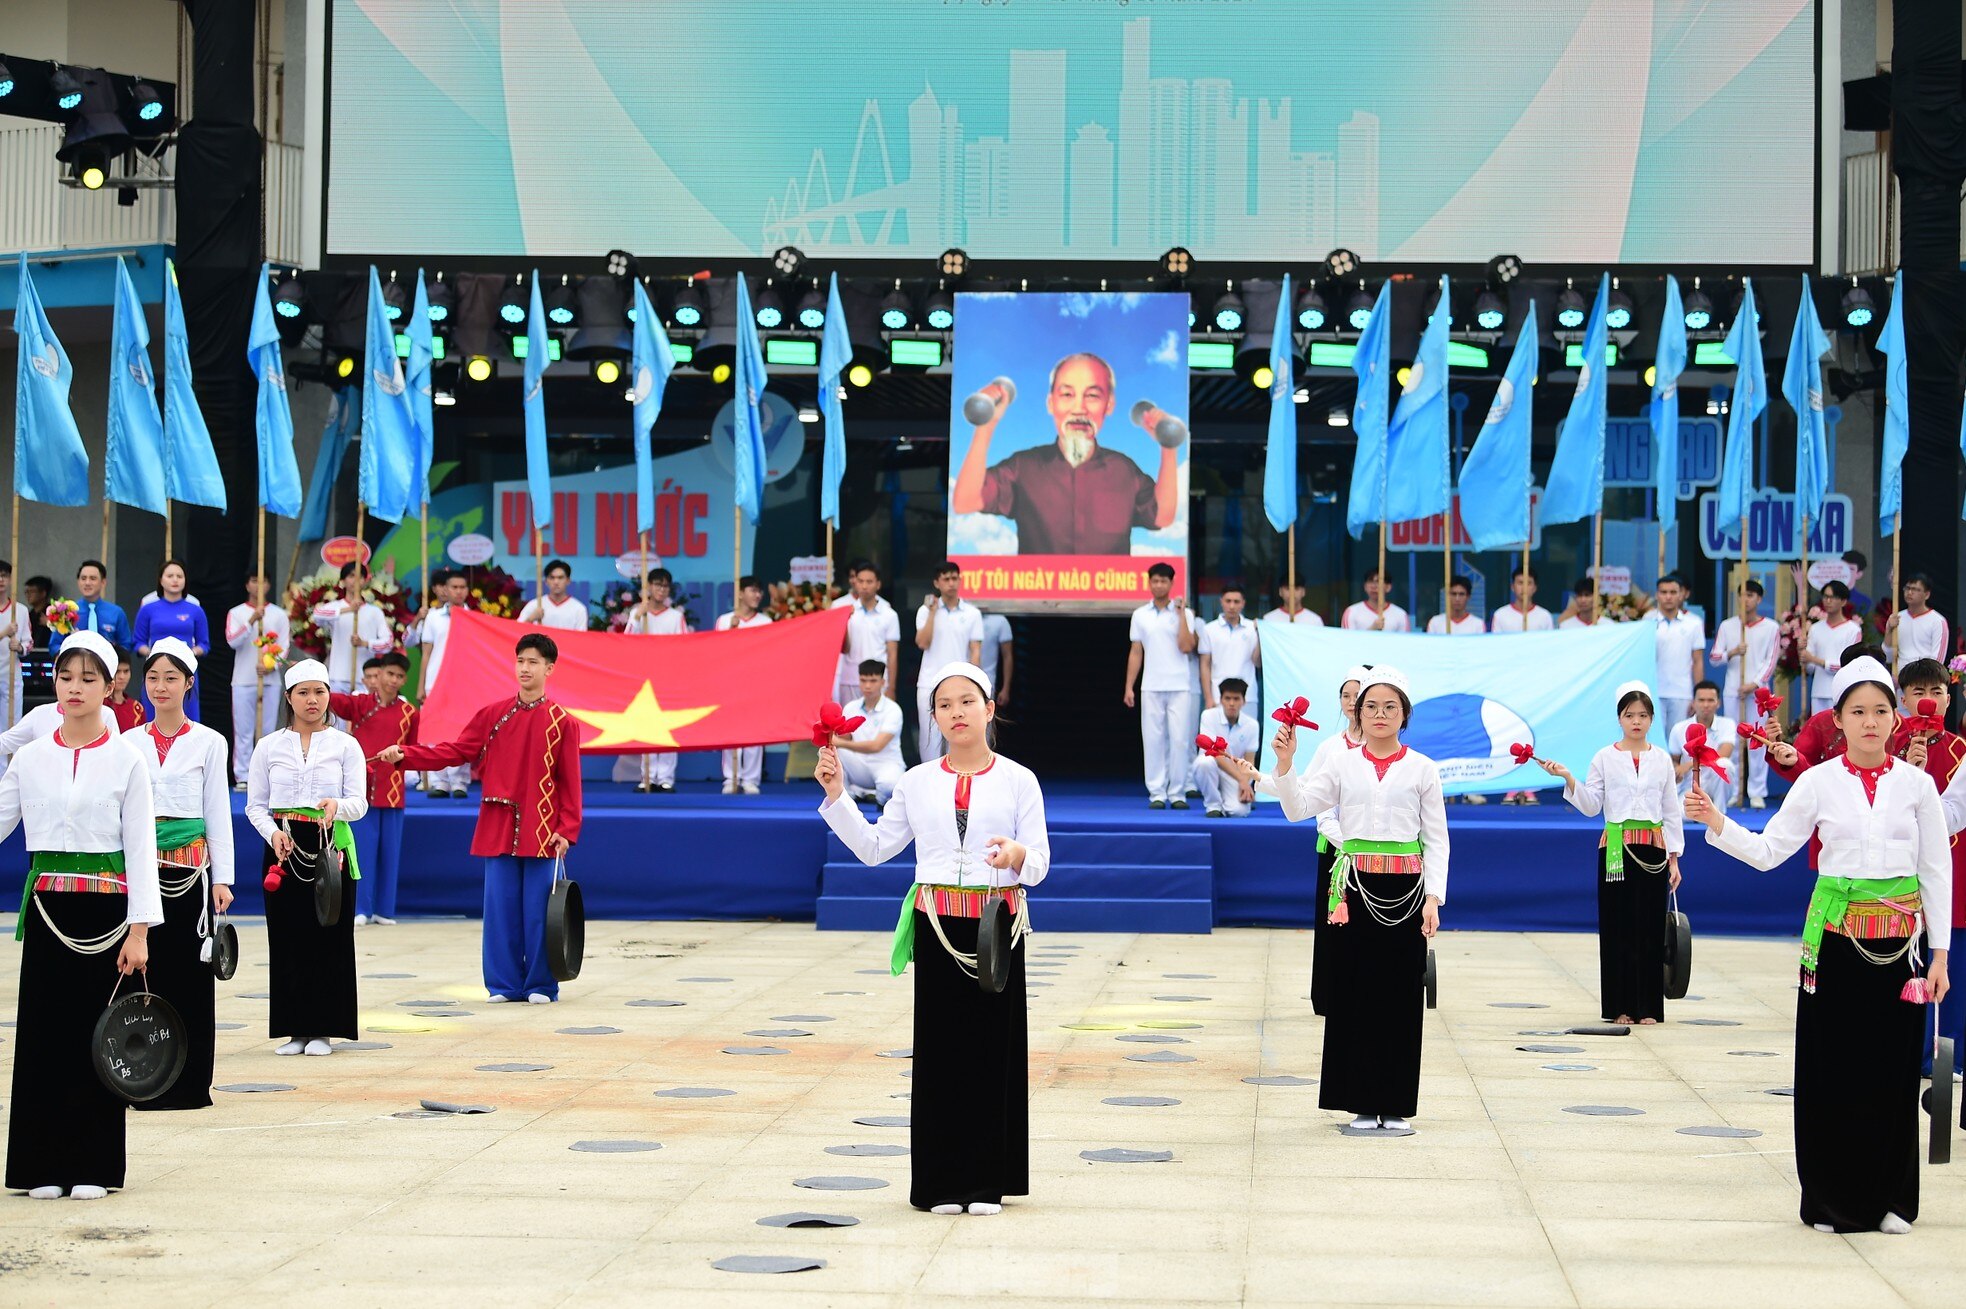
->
[1793,931,1921,1231]
[263,826,358,1041]
[1310,844,1341,1015]
[133,870,214,1110]
[8,891,128,1191]
[1318,871,1427,1119]
[910,909,1028,1209]
[1595,850,1668,1024]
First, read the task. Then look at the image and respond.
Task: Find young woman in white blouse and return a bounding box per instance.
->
[815,660,1050,1216]
[0,630,159,1198]
[246,659,369,1057]
[1540,680,1685,1025]
[132,638,235,1109]
[1687,656,1950,1235]
[1226,667,1448,1135]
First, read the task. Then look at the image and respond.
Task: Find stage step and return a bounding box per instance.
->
[817,830,1214,934]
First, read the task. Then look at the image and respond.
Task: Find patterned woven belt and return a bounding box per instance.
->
[916,884,1021,919]
[1831,896,1921,942]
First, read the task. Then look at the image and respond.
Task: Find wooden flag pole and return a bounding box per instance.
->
[1738,530,1749,731]
[1890,523,1903,665]
[640,528,651,790]
[419,499,430,659]
[253,508,267,747]
[7,495,18,731]
[1520,541,1530,621]
[1442,516,1453,635]
[1591,510,1604,620]
[100,498,110,566]
[825,520,835,594]
[350,501,366,690]
[1798,514,1811,716]
[1377,520,1387,620]
[163,497,173,560]
[733,504,743,615]
[532,525,544,623]
[1286,524,1297,613]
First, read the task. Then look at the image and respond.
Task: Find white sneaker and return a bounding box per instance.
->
[354,914,370,927]
[1748,797,1766,810]
[232,782,247,793]
[69,1185,107,1201]
[486,995,511,1004]
[1349,1114,1377,1130]
[274,1039,304,1056]
[1880,1212,1913,1235]
[371,915,396,926]
[721,782,738,795]
[1381,1116,1412,1132]
[26,1186,60,1200]
[526,993,553,1005]
[303,1038,333,1056]
[741,783,760,795]
[966,1202,1002,1215]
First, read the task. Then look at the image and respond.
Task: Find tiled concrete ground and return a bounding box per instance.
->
[1,920,1961,1307]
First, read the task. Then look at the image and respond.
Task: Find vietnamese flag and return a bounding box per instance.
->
[421,607,850,754]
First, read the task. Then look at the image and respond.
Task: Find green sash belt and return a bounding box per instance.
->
[1801,874,1920,975]
[1331,837,1424,916]
[890,886,918,976]
[1602,820,1663,881]
[154,817,207,852]
[275,807,361,881]
[17,850,126,941]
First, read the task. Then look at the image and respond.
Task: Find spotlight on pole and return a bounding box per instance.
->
[924,281,955,331]
[1472,290,1507,332]
[465,354,495,383]
[1424,282,1452,327]
[497,275,528,330]
[545,276,576,327]
[1681,279,1714,332]
[1324,248,1359,279]
[568,275,629,358]
[1554,280,1587,330]
[1840,278,1875,328]
[1344,284,1374,332]
[941,247,971,278]
[0,61,14,99]
[1486,254,1522,285]
[425,273,454,325]
[879,280,913,331]
[795,281,826,330]
[56,68,130,187]
[605,248,634,278]
[670,280,707,328]
[1160,247,1193,282]
[772,245,806,279]
[50,66,83,113]
[129,80,163,122]
[591,357,624,386]
[272,272,306,320]
[1604,280,1634,331]
[753,279,784,329]
[1211,281,1246,333]
[1294,283,1328,331]
[381,273,408,322]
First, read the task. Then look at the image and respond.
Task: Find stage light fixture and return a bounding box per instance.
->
[753,280,784,329]
[940,248,970,279]
[1840,280,1874,328]
[1604,282,1634,331]
[1473,290,1506,331]
[465,354,495,383]
[497,276,528,328]
[381,274,408,322]
[1682,280,1713,331]
[793,282,826,330]
[773,245,806,278]
[710,361,733,384]
[1294,284,1328,331]
[880,281,913,330]
[569,275,629,358]
[75,160,106,190]
[51,67,82,112]
[1555,281,1587,330]
[924,281,955,330]
[130,81,163,122]
[1327,408,1350,427]
[545,276,576,326]
[56,68,131,181]
[1212,282,1245,333]
[592,357,623,386]
[334,353,356,380]
[1325,248,1359,280]
[1487,254,1522,285]
[671,281,706,328]
[273,273,305,320]
[434,389,457,407]
[1424,282,1451,327]
[847,363,874,388]
[1345,285,1374,331]
[0,61,13,99]
[606,248,633,278]
[1160,247,1193,280]
[425,274,454,324]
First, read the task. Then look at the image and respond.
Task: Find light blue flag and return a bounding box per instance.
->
[630,279,676,537]
[105,255,166,516]
[1542,274,1610,527]
[13,254,89,505]
[406,270,435,510]
[732,272,770,525]
[1652,275,1686,516]
[250,264,303,516]
[1382,274,1451,525]
[1879,274,1909,536]
[359,266,417,523]
[818,273,852,529]
[1782,275,1832,527]
[1458,301,1538,552]
[298,388,356,541]
[161,260,227,511]
[1714,278,1767,536]
[523,270,552,532]
[1262,273,1298,534]
[1344,281,1393,540]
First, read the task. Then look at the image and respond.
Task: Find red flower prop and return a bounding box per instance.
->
[1508,741,1540,766]
[810,702,866,747]
[1735,721,1772,751]
[1195,734,1230,759]
[1271,696,1319,731]
[1754,688,1783,719]
[1682,722,1731,788]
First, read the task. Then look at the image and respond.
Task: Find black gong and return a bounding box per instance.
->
[976,896,1014,995]
[209,917,239,981]
[92,987,187,1104]
[1931,1037,1955,1165]
[1664,908,1693,1001]
[1424,948,1438,1010]
[546,871,584,982]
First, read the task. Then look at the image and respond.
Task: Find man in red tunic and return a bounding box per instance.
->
[1897,658,1966,1080]
[1767,643,1891,785]
[380,632,582,1003]
[331,652,419,926]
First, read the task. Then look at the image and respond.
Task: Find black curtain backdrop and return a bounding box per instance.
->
[1892,0,1966,623]
[175,0,261,724]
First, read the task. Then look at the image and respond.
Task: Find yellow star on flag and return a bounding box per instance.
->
[568,682,718,748]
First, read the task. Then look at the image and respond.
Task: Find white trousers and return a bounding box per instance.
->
[839,751,905,804]
[612,753,677,785]
[1141,689,1194,802]
[723,747,762,786]
[1192,755,1251,815]
[230,680,282,783]
[1657,698,1690,735]
[916,686,944,761]
[1724,687,1768,802]
[420,764,470,791]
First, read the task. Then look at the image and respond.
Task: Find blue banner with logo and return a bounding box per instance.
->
[1256,623,1660,797]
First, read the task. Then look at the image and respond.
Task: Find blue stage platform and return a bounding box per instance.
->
[0,782,1818,938]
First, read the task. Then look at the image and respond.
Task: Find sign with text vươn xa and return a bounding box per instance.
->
[1698,491,1853,561]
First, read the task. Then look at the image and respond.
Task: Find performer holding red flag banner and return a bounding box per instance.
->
[1897,659,1966,1081]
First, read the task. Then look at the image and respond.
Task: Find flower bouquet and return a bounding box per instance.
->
[463,565,523,619]
[767,581,840,620]
[254,628,284,675]
[43,598,79,636]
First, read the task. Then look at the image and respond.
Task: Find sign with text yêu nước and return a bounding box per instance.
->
[1698,492,1854,561]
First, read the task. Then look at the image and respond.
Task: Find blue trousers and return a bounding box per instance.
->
[352,807,405,919]
[1925,980,1966,1077]
[482,856,557,1001]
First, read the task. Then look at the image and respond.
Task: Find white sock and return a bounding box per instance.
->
[526,993,553,1004]
[274,1039,304,1056]
[1381,1117,1411,1132]
[930,1204,963,1215]
[1880,1213,1913,1235]
[26,1186,60,1200]
[966,1202,1001,1216]
[303,1038,332,1056]
[1813,1223,1837,1233]
[1349,1115,1376,1130]
[69,1185,107,1201]
[486,995,510,1004]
